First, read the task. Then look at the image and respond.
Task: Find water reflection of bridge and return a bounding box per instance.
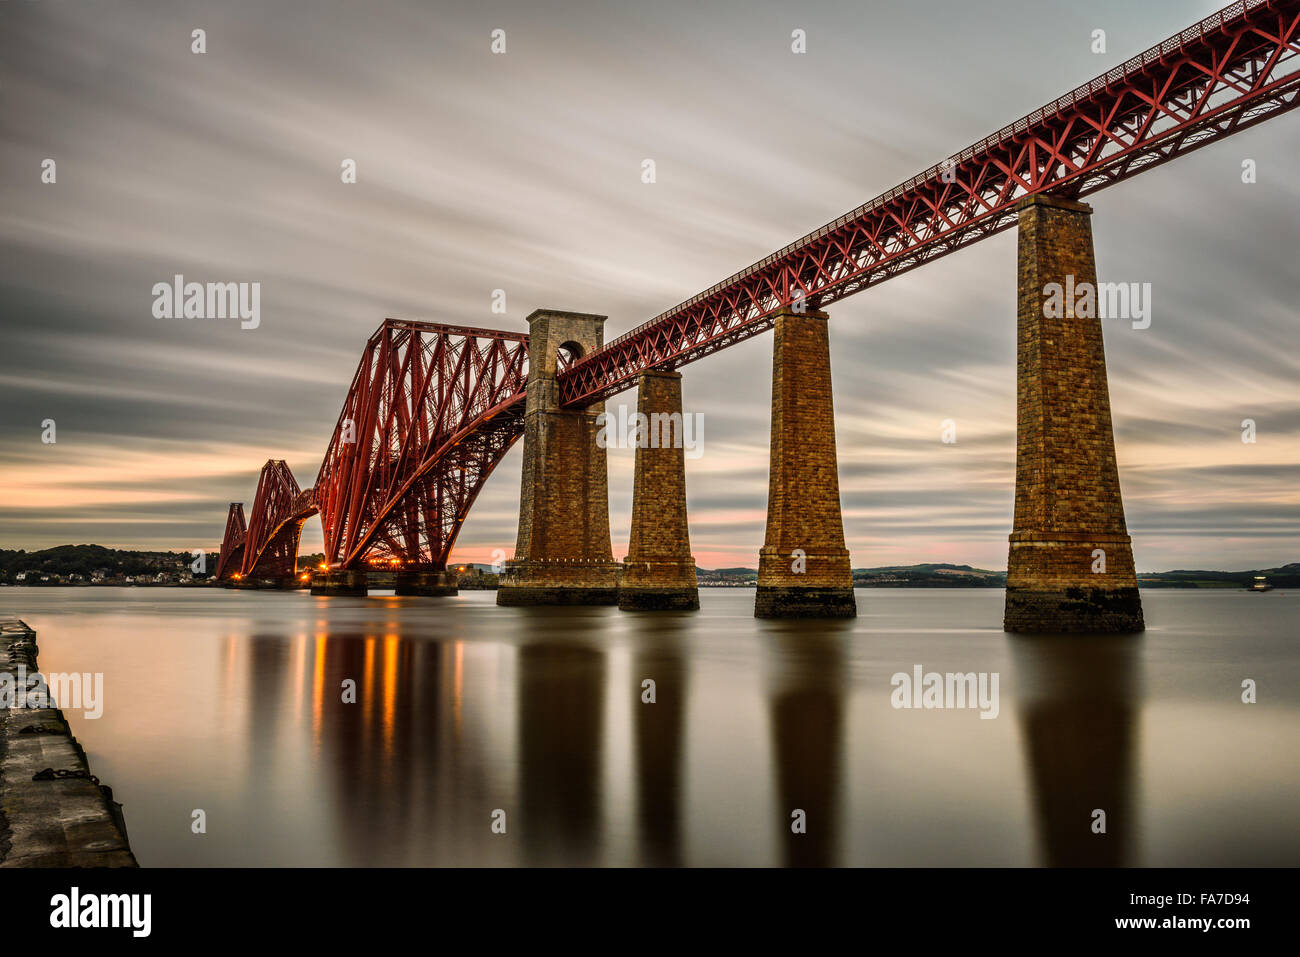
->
[230,603,1141,867]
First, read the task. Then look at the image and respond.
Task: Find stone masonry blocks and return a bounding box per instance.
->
[620,369,700,611]
[755,308,856,618]
[498,309,622,605]
[1004,194,1144,633]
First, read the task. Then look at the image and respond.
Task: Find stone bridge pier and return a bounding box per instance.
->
[497,309,622,605]
[394,570,457,596]
[619,369,700,610]
[311,569,367,596]
[1004,194,1144,633]
[755,307,856,618]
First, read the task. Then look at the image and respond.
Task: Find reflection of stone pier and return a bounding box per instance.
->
[1011,633,1142,866]
[629,620,688,865]
[517,642,607,864]
[0,617,136,867]
[763,623,849,866]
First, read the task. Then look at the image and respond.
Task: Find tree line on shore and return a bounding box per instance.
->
[2,546,1295,588]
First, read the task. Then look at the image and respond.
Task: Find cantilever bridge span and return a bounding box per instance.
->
[219,0,1299,628]
[221,322,530,582]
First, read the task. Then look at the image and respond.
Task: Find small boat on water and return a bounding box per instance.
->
[1250,575,1273,592]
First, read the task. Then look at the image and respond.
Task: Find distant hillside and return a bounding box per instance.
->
[852,564,1005,587]
[1136,563,1300,588]
[696,563,1005,587]
[696,562,1298,588]
[3,546,1295,588]
[0,544,215,582]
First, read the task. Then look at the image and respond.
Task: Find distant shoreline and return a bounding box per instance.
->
[1,580,1293,590]
[3,547,1296,590]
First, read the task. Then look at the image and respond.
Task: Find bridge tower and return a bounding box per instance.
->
[619,369,699,610]
[755,307,856,618]
[498,309,622,605]
[1004,195,1143,633]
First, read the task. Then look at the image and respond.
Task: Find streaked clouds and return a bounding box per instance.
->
[1,0,1296,570]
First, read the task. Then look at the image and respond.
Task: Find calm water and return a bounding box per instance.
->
[3,586,1297,867]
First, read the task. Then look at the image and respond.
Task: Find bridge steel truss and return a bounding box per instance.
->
[237,459,316,580]
[559,0,1300,407]
[313,319,530,572]
[217,0,1300,576]
[214,503,247,580]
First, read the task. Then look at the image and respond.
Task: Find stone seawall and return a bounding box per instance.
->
[0,616,137,867]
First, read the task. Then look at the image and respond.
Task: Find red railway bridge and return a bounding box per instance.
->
[218,0,1300,630]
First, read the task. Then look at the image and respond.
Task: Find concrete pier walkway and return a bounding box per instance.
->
[0,616,136,867]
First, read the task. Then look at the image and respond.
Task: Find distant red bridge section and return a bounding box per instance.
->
[218,0,1300,580]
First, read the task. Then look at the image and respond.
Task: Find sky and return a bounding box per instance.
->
[1,0,1296,572]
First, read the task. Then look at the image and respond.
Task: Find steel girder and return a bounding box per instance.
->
[314,319,530,571]
[240,459,317,580]
[559,0,1300,407]
[215,502,247,580]
[219,1,1300,576]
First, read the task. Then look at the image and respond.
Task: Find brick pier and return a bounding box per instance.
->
[394,570,457,597]
[310,569,368,596]
[755,308,856,618]
[498,309,622,606]
[1004,195,1143,633]
[619,369,700,611]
